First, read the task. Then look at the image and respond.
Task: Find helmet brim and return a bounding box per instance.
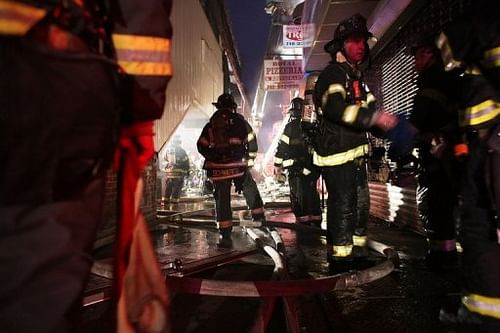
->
[324,31,373,54]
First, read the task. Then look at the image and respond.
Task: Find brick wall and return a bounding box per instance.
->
[97,156,158,241]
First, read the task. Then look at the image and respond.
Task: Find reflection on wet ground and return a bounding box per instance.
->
[83,192,464,333]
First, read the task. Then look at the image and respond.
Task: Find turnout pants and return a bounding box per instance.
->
[459,135,500,330]
[0,39,118,332]
[165,176,184,200]
[417,155,457,252]
[288,167,322,224]
[322,158,369,257]
[213,169,264,232]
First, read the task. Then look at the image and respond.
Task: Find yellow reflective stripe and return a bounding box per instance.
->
[436,32,463,71]
[302,168,311,175]
[463,294,500,319]
[0,0,46,35]
[112,34,171,76]
[247,132,256,142]
[313,144,368,167]
[332,245,353,257]
[464,65,482,75]
[327,84,346,99]
[274,157,283,165]
[248,152,257,158]
[484,46,500,68]
[462,99,500,127]
[342,105,360,124]
[283,159,294,167]
[322,84,346,109]
[353,235,367,247]
[280,134,290,145]
[247,159,255,167]
[367,92,376,105]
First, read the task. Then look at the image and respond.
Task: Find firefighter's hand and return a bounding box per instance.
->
[274,166,283,177]
[374,112,398,132]
[386,116,418,158]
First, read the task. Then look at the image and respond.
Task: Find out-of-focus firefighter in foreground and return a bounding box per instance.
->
[0,0,173,332]
[434,0,500,330]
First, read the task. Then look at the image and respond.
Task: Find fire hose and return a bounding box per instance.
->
[167,237,398,297]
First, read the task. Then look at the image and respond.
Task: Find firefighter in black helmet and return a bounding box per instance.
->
[434,1,500,329]
[274,97,322,226]
[197,93,265,247]
[313,13,415,266]
[407,36,460,270]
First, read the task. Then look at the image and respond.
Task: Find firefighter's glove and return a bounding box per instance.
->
[115,121,155,171]
[386,116,417,159]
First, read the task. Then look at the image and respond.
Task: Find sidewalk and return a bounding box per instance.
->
[82,198,464,332]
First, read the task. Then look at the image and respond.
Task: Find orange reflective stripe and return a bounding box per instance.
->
[112,34,172,76]
[454,143,469,157]
[0,0,46,36]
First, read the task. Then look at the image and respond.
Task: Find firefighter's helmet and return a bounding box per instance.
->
[289,97,304,118]
[212,93,237,110]
[407,34,439,56]
[324,13,373,55]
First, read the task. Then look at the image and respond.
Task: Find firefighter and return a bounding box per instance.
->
[435,1,500,330]
[312,13,414,266]
[0,1,172,332]
[274,97,322,226]
[408,36,460,270]
[164,136,190,203]
[197,93,265,247]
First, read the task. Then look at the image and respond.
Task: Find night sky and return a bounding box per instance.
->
[225,0,272,100]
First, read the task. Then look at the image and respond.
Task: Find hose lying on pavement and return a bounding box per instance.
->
[167,240,399,297]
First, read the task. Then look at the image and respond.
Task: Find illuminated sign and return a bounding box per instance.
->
[263,59,303,91]
[283,24,315,48]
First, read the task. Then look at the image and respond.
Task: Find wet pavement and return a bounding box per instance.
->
[82,190,467,333]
